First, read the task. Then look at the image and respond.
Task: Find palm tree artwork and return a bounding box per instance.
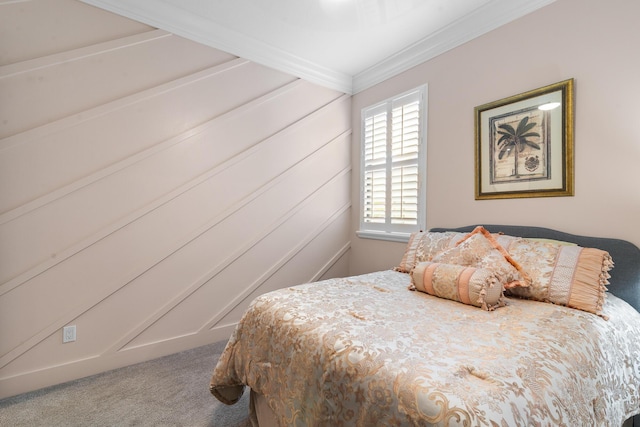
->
[495,116,541,178]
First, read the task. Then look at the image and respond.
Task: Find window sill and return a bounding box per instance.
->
[356,230,411,243]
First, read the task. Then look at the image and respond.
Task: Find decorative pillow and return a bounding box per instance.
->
[395,231,464,273]
[524,238,577,246]
[431,226,530,289]
[410,262,505,311]
[506,238,613,317]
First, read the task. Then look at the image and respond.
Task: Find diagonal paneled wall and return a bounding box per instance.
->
[0,0,352,398]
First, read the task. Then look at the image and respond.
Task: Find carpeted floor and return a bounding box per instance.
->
[0,341,251,427]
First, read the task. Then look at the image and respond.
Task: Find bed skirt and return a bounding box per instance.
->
[250,390,278,427]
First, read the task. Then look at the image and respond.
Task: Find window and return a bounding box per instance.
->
[358,85,427,242]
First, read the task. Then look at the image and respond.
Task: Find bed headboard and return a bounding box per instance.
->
[429,225,640,313]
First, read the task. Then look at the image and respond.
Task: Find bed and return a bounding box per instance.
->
[210,225,640,426]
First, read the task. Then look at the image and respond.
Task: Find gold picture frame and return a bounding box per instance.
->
[474,79,574,200]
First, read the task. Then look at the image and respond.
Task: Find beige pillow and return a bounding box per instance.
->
[524,238,577,246]
[395,231,464,273]
[410,262,505,310]
[506,238,613,317]
[432,226,530,289]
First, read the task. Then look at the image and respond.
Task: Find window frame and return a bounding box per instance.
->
[357,84,427,243]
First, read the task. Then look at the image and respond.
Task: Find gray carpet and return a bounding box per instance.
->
[0,341,251,427]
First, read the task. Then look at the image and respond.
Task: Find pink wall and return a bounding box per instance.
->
[350,0,640,274]
[0,0,351,398]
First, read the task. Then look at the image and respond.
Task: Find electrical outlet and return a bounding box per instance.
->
[63,325,76,343]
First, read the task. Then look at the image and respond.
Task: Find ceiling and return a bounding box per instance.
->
[81,0,555,94]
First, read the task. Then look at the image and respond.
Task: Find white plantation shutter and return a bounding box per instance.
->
[391,95,420,225]
[360,86,426,241]
[363,105,387,224]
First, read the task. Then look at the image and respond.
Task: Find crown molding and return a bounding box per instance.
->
[81,0,555,95]
[353,0,556,93]
[80,0,353,93]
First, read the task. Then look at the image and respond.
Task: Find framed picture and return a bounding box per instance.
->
[474,79,574,200]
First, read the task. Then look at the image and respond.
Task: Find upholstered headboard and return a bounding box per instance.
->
[429,225,640,313]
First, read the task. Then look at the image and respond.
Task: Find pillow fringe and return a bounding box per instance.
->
[567,249,613,319]
[477,274,505,311]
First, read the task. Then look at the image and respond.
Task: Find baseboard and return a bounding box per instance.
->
[0,323,236,400]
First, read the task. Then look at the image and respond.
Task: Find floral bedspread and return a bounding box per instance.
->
[210,270,640,426]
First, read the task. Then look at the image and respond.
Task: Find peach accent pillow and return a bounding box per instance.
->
[432,226,530,289]
[506,238,613,317]
[395,231,464,273]
[410,262,505,310]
